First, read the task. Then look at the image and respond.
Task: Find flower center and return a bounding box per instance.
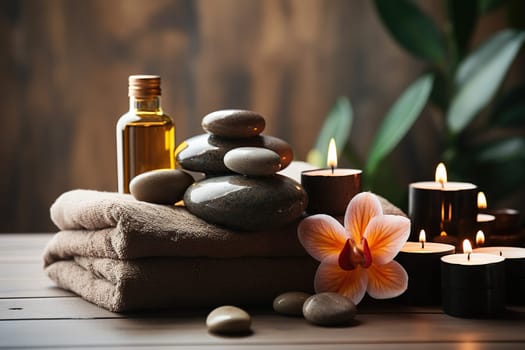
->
[338,238,372,271]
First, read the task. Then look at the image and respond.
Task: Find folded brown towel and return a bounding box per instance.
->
[44,187,406,312]
[46,256,317,312]
[45,190,307,264]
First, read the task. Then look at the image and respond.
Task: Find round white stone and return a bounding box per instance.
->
[206,305,251,334]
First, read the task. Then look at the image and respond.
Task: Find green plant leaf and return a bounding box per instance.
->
[491,83,525,126]
[473,137,525,199]
[374,0,446,64]
[479,0,506,14]
[447,0,478,59]
[476,137,525,162]
[306,97,353,167]
[365,74,434,175]
[447,30,525,133]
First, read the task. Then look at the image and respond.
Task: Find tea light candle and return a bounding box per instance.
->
[477,192,524,246]
[474,246,525,305]
[477,192,495,236]
[409,163,477,242]
[301,138,362,216]
[441,239,506,318]
[475,230,485,247]
[395,230,455,305]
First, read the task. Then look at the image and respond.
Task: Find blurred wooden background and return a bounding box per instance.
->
[0,0,520,232]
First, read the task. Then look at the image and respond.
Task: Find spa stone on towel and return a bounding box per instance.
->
[224,147,281,176]
[202,109,265,138]
[175,134,293,175]
[129,169,194,204]
[184,174,307,231]
[177,109,301,230]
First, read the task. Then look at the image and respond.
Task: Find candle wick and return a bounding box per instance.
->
[467,252,471,261]
[421,241,424,249]
[331,165,334,175]
[440,181,445,189]
[500,251,502,256]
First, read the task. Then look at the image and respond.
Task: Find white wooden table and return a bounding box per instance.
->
[1,233,524,349]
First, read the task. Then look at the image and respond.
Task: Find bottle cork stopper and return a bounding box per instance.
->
[128,75,161,98]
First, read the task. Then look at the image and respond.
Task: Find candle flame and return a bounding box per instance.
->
[327,138,337,171]
[476,230,485,246]
[440,230,447,237]
[463,239,472,255]
[435,162,447,187]
[477,192,487,209]
[419,230,426,249]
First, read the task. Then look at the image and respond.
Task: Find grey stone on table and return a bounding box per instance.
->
[206,305,252,334]
[273,291,312,316]
[303,292,357,327]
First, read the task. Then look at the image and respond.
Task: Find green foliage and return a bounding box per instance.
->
[446,0,478,59]
[447,30,525,133]
[374,0,446,65]
[366,74,434,175]
[306,97,353,168]
[470,138,525,200]
[310,0,525,213]
[478,0,505,13]
[490,83,525,127]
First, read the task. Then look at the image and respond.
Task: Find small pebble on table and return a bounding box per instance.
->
[273,291,312,316]
[303,292,357,327]
[206,305,252,335]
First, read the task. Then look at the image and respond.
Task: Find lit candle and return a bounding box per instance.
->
[441,239,506,318]
[408,163,477,244]
[477,191,523,245]
[474,246,525,305]
[301,138,362,216]
[477,192,495,237]
[394,229,455,305]
[475,230,485,247]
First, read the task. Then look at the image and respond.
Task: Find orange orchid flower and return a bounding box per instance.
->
[298,192,410,304]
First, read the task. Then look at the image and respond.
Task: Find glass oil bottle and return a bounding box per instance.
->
[116,75,175,193]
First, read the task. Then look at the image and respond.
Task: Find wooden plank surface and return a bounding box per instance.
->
[1,233,525,349]
[1,313,525,348]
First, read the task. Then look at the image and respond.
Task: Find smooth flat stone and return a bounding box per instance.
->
[129,169,194,204]
[273,291,312,316]
[224,147,281,176]
[202,109,265,138]
[184,174,307,231]
[175,134,293,175]
[206,305,252,334]
[303,292,357,326]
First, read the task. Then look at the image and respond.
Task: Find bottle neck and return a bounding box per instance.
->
[129,96,162,113]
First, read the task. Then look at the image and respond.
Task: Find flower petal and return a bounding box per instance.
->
[344,192,383,243]
[366,260,408,299]
[363,215,410,265]
[298,214,348,262]
[315,257,368,305]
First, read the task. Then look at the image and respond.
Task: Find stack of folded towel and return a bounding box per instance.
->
[44,189,318,312]
[44,186,405,312]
